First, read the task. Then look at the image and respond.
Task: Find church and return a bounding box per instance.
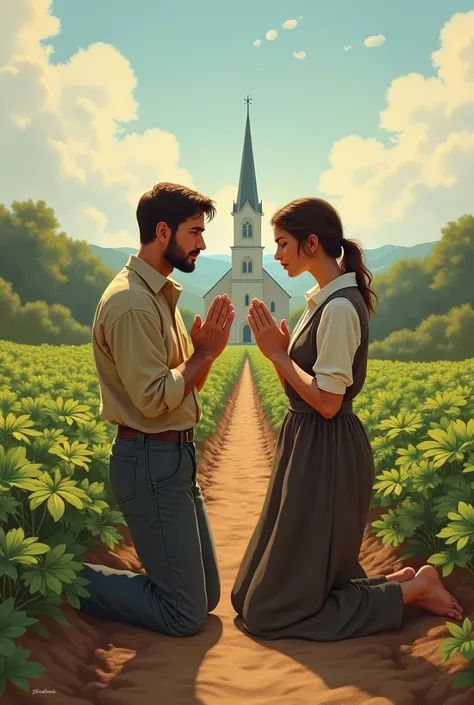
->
[203,99,291,344]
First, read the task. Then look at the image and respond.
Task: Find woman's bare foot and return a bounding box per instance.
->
[386,567,416,583]
[400,565,463,621]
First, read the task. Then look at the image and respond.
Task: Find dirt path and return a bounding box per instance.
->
[11,360,474,705]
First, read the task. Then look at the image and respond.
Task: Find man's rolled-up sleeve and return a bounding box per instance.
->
[106,309,185,417]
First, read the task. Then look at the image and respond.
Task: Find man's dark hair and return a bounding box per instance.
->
[136,182,216,244]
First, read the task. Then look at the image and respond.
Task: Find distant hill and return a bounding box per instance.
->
[366,242,434,273]
[89,241,436,316]
[89,245,230,315]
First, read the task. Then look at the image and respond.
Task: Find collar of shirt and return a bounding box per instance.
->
[304,271,357,311]
[125,254,183,307]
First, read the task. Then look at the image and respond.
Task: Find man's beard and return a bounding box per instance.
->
[164,235,198,273]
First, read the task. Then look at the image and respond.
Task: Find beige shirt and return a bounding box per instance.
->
[92,255,202,432]
[288,272,362,395]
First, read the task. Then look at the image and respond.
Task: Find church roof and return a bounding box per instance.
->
[232,98,263,214]
[202,268,290,299]
[202,268,231,298]
[263,270,291,297]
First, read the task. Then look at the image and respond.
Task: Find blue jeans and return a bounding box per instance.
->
[78,432,220,636]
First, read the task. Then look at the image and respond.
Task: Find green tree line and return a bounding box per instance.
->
[0,199,473,360]
[0,200,198,346]
[289,213,474,361]
[0,200,113,329]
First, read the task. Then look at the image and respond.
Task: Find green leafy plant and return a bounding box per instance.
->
[0,340,246,695]
[439,618,474,688]
[250,351,474,691]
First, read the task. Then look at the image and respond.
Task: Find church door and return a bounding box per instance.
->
[243,325,252,343]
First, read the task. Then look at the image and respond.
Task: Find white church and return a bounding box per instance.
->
[203,99,291,344]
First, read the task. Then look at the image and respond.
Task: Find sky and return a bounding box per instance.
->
[1,0,474,255]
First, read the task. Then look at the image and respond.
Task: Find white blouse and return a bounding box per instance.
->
[288,272,362,395]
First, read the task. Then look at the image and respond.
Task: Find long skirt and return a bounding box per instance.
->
[231,405,403,640]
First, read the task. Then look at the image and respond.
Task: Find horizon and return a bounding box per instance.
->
[94,239,438,258]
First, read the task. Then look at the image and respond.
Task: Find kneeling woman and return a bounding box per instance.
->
[231,197,462,641]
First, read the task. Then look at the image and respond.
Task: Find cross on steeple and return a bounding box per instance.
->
[245,95,252,114]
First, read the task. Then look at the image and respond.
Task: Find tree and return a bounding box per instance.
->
[369,304,474,361]
[0,200,116,327]
[426,214,474,306]
[0,278,90,345]
[370,260,438,342]
[370,213,474,342]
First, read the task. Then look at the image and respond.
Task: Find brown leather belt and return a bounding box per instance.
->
[117,425,194,443]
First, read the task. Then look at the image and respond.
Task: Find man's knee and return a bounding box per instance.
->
[161,601,209,637]
[207,582,221,613]
[173,615,207,636]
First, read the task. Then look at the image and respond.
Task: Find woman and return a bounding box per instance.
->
[231,197,462,641]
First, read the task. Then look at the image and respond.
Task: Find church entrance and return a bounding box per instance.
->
[242,324,252,343]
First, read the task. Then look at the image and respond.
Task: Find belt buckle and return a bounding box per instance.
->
[184,429,193,442]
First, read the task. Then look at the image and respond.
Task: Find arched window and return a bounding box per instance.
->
[243,258,253,273]
[270,301,275,313]
[242,221,252,238]
[245,294,249,305]
[248,260,253,273]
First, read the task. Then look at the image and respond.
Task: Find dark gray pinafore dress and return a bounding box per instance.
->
[231,286,404,640]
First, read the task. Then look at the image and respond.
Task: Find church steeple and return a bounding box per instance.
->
[232,96,262,214]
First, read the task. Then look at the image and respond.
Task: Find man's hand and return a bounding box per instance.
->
[190,295,235,360]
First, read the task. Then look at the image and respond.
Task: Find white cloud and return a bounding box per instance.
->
[282,19,298,30]
[318,11,474,247]
[83,206,107,233]
[253,39,262,47]
[364,34,386,48]
[344,45,352,51]
[0,0,212,250]
[293,51,306,60]
[0,1,282,257]
[266,29,278,41]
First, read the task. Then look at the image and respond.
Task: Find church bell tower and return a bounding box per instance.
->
[230,96,264,344]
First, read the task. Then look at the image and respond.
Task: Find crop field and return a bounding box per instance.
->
[1,341,474,697]
[249,349,474,687]
[0,341,245,696]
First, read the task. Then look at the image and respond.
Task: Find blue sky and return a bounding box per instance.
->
[46,0,470,202]
[2,0,473,253]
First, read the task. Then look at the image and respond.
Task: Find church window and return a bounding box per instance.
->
[242,221,253,238]
[245,294,249,305]
[270,301,275,313]
[242,261,247,273]
[248,260,253,273]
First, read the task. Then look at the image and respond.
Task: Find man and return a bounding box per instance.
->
[78,182,235,636]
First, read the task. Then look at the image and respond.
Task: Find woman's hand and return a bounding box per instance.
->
[248,299,291,359]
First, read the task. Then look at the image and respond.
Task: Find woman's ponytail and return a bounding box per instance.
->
[341,238,378,315]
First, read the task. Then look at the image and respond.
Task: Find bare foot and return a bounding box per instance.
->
[402,565,463,621]
[386,567,416,583]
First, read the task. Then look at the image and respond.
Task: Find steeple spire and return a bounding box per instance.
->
[232,96,262,214]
